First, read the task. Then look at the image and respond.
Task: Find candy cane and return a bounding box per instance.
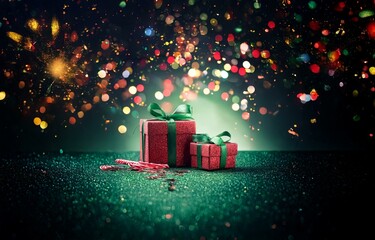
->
[99,165,127,171]
[115,159,169,169]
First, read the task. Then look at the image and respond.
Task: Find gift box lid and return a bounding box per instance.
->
[190,142,238,157]
[140,119,196,135]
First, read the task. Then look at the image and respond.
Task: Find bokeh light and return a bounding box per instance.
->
[118,125,127,134]
[0,91,6,101]
[0,0,374,151]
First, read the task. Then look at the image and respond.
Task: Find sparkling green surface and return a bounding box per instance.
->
[0,151,372,239]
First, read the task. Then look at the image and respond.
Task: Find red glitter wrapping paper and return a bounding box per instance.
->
[140,119,196,167]
[190,142,238,170]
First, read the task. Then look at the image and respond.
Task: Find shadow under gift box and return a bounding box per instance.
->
[190,142,238,170]
[140,119,196,167]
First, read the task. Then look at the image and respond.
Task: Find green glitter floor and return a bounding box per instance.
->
[0,151,372,240]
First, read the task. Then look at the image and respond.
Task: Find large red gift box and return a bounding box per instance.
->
[140,119,196,167]
[190,142,237,170]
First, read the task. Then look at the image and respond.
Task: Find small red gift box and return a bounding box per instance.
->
[140,119,196,167]
[190,142,238,170]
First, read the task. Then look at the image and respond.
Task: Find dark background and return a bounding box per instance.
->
[0,0,374,152]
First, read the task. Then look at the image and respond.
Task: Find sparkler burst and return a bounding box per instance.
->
[48,57,68,81]
[4,15,96,131]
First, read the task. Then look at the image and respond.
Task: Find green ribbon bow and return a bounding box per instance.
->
[192,131,231,169]
[148,103,193,121]
[141,103,194,167]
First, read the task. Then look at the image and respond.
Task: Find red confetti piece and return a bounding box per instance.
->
[213,51,221,61]
[367,21,375,39]
[167,56,175,64]
[252,49,260,58]
[227,33,235,43]
[310,64,320,73]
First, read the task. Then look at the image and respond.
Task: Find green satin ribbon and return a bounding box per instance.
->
[192,131,231,169]
[141,103,193,167]
[147,103,193,121]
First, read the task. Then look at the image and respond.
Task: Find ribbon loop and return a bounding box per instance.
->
[192,131,231,146]
[215,131,231,143]
[148,103,167,119]
[192,133,211,143]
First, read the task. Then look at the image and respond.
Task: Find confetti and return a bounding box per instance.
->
[1,0,374,150]
[100,159,189,192]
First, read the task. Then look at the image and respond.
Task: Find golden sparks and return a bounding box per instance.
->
[48,58,68,80]
[27,18,39,32]
[51,17,60,39]
[6,31,23,43]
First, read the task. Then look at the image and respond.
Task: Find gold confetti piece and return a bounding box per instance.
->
[51,17,60,39]
[6,31,23,43]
